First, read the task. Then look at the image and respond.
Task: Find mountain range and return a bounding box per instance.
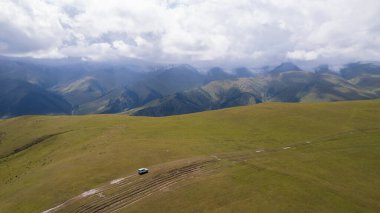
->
[0,56,379,117]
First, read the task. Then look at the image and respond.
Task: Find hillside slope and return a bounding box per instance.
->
[54,76,106,106]
[0,100,379,212]
[0,79,72,117]
[131,71,376,116]
[1,57,380,117]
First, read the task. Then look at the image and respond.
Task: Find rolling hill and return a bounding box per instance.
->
[341,62,380,96]
[0,100,379,212]
[74,65,252,115]
[54,76,106,106]
[127,62,380,116]
[129,78,264,116]
[0,79,72,117]
[130,70,377,116]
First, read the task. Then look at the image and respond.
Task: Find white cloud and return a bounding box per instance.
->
[0,0,379,66]
[287,50,319,61]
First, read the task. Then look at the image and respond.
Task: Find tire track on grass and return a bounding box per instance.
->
[46,159,216,213]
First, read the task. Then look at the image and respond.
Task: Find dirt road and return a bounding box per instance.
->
[44,157,217,213]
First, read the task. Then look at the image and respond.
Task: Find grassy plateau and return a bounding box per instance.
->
[0,100,379,212]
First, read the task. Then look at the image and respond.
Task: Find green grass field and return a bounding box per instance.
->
[0,100,379,212]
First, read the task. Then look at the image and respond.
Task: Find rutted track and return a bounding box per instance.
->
[47,158,217,213]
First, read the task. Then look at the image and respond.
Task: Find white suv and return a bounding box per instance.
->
[138,168,149,175]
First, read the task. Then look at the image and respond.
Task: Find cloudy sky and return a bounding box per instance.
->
[0,0,379,66]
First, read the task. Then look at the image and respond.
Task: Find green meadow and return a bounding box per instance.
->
[0,100,379,212]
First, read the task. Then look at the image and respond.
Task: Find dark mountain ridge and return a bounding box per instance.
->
[0,79,72,117]
[129,68,378,116]
[0,56,379,117]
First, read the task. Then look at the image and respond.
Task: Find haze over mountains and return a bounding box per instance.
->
[0,56,380,118]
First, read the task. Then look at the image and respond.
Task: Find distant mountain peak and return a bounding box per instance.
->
[205,67,233,83]
[159,64,197,72]
[271,62,302,74]
[234,67,253,78]
[340,62,380,79]
[314,65,338,75]
[208,67,225,74]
